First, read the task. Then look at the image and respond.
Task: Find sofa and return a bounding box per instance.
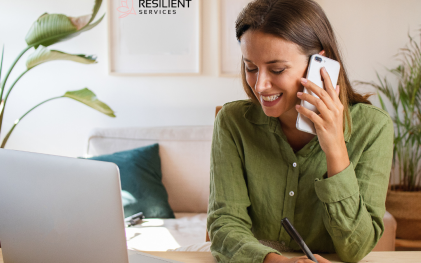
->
[86,125,212,251]
[86,110,396,252]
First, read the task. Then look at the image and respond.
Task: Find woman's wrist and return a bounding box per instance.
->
[325,141,350,178]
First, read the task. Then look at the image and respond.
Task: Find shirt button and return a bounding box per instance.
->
[292,162,297,167]
[289,191,294,197]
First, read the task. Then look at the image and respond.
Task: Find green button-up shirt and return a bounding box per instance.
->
[207,100,394,263]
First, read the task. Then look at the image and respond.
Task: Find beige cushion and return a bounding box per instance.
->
[373,211,397,251]
[86,126,213,213]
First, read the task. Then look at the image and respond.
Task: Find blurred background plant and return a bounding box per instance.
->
[0,0,115,148]
[356,30,421,192]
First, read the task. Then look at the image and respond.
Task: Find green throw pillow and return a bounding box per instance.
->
[88,144,175,219]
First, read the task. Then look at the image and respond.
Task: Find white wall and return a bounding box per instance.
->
[0,0,420,157]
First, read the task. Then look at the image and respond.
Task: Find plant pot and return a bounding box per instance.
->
[386,190,421,240]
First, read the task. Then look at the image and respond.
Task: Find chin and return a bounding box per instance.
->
[261,107,283,118]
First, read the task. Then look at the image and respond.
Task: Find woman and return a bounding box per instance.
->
[207,0,394,262]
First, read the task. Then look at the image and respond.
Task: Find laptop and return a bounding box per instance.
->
[0,149,181,263]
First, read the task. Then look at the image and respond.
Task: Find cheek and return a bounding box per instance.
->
[274,74,301,93]
[245,73,256,89]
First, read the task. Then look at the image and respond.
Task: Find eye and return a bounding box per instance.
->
[246,67,258,73]
[272,68,286,75]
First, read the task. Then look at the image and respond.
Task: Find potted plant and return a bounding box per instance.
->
[356,30,421,243]
[0,0,115,148]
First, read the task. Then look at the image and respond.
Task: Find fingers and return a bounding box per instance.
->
[320,67,341,104]
[300,78,336,112]
[289,256,319,263]
[289,254,331,263]
[320,67,334,94]
[314,254,332,263]
[297,91,331,121]
[296,104,323,129]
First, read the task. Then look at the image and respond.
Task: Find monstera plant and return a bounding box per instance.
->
[0,0,114,148]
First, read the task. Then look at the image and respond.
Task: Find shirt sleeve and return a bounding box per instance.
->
[207,107,281,263]
[314,116,394,262]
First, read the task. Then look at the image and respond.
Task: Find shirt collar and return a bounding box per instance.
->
[244,101,353,142]
[244,101,271,125]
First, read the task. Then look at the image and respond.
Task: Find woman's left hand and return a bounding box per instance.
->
[295,67,350,177]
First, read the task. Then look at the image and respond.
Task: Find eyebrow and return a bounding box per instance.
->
[243,58,288,64]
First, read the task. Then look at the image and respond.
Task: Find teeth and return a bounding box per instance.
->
[262,93,282,102]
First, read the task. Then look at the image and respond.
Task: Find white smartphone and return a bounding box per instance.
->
[296,54,341,135]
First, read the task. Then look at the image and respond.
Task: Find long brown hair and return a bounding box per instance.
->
[235,0,371,135]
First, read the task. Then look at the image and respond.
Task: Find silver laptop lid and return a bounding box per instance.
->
[0,149,129,263]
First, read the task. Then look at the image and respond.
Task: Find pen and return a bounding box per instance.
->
[281,217,318,263]
[125,212,145,227]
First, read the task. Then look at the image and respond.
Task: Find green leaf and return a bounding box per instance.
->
[63,88,115,117]
[26,46,97,69]
[25,0,103,48]
[25,13,78,48]
[378,94,387,111]
[89,0,102,24]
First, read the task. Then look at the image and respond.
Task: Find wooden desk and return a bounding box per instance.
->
[1,249,420,262]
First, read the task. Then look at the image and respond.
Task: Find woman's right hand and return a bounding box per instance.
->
[264,253,332,263]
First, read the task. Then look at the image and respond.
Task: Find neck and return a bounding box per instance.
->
[278,106,316,153]
[278,106,299,131]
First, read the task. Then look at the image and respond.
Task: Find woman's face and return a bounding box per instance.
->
[240,30,309,119]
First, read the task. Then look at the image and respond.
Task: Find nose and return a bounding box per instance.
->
[254,70,272,94]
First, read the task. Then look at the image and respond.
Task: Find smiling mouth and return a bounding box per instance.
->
[261,93,283,102]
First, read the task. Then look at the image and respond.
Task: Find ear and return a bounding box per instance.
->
[318,50,325,56]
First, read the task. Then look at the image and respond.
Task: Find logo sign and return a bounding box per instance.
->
[117,0,193,17]
[116,0,137,18]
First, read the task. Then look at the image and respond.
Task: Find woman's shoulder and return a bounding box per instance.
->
[350,103,393,135]
[220,99,253,113]
[350,103,392,122]
[215,100,267,134]
[217,99,254,121]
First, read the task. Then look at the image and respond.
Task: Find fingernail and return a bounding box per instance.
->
[301,78,307,84]
[297,92,303,96]
[296,105,301,108]
[322,67,327,72]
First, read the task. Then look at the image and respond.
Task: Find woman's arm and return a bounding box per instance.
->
[296,68,394,262]
[296,68,351,178]
[207,106,282,263]
[314,117,393,262]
